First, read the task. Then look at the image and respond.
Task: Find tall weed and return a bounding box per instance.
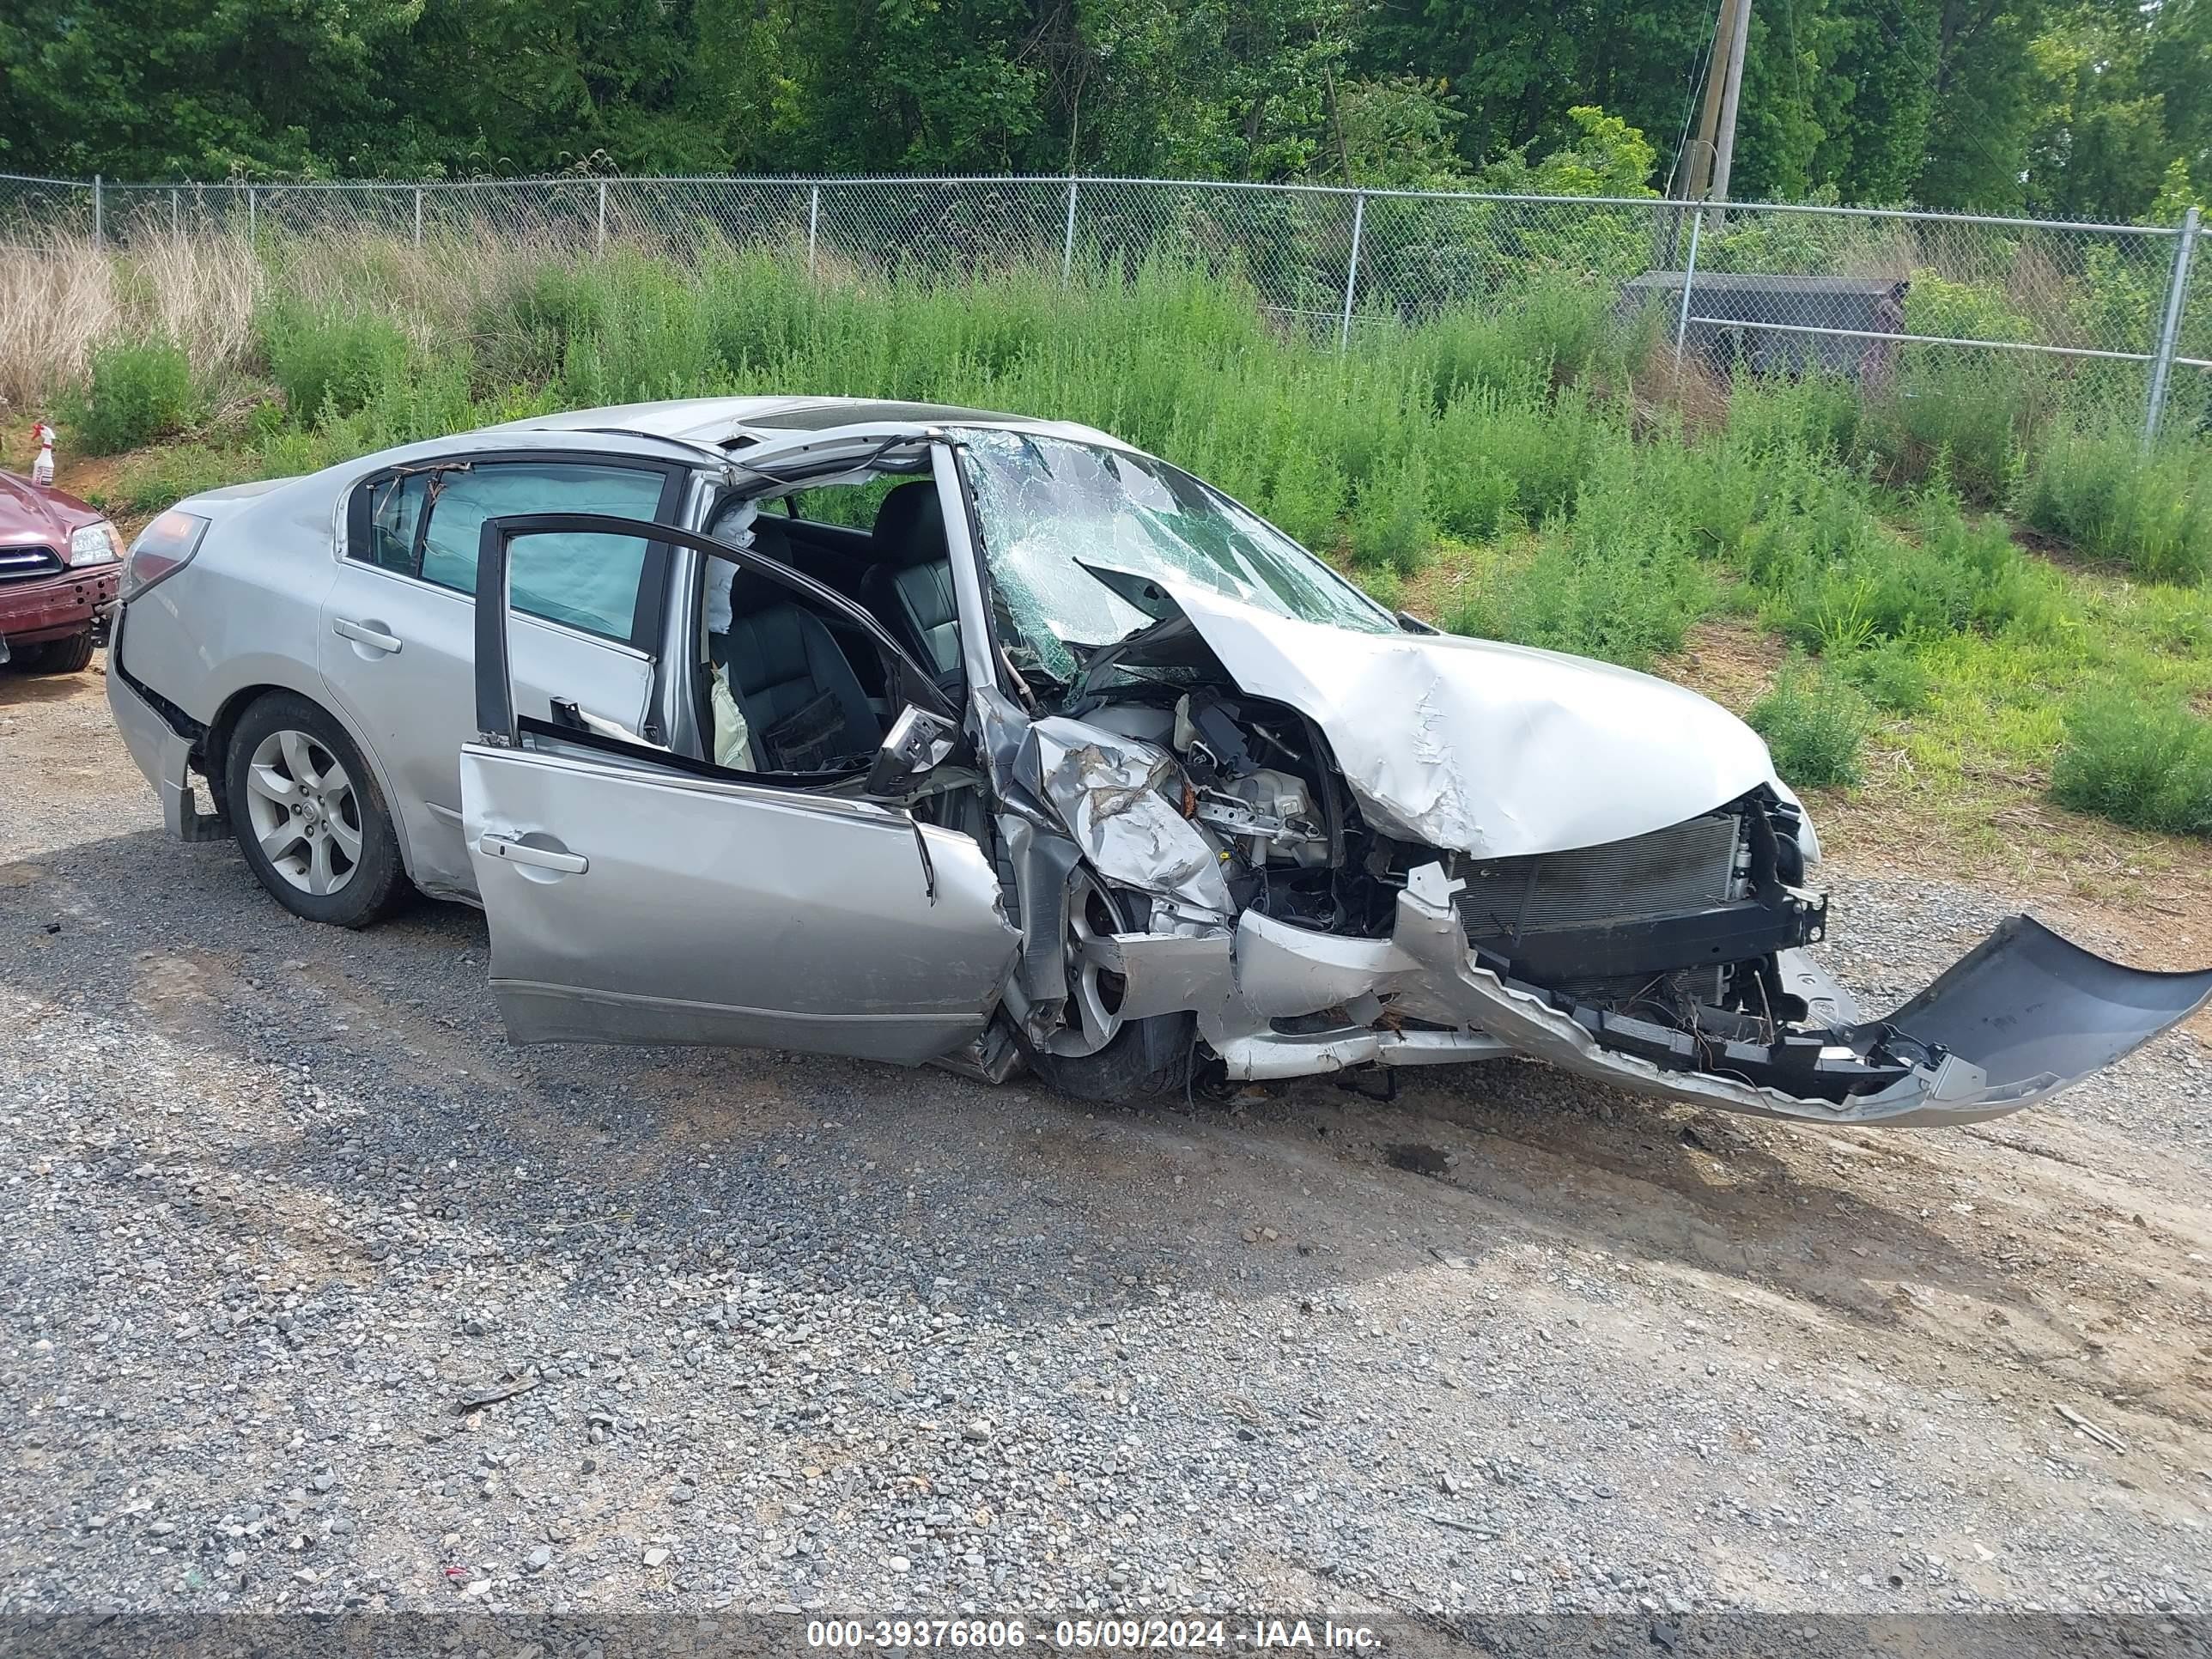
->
[261,300,411,421]
[2022,427,2212,585]
[67,337,198,453]
[2050,692,2212,835]
[1747,658,1873,787]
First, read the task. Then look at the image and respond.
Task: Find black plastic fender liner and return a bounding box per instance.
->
[1879,915,2212,1094]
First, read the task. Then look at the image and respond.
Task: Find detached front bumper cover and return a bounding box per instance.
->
[1103,863,2212,1127]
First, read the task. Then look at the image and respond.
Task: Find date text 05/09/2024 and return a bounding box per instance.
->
[804,1619,1383,1650]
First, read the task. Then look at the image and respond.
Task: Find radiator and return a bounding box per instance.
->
[1454,811,1741,944]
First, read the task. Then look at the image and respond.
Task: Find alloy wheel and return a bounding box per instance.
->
[242,728,363,897]
[1047,871,1130,1058]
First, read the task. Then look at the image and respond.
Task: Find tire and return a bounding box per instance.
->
[225,691,406,928]
[1017,868,1195,1103]
[28,632,95,674]
[1024,1010,1196,1103]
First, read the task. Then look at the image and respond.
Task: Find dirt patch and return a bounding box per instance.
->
[0,662,106,708]
[1654,616,1788,714]
[2010,520,2130,580]
[1817,791,2212,993]
[4,419,127,507]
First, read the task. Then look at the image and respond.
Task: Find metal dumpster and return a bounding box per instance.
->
[1620,270,1909,384]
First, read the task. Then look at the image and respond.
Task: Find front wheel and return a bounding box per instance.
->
[225,691,406,928]
[1019,870,1194,1103]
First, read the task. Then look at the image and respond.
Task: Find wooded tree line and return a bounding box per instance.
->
[1,0,2204,219]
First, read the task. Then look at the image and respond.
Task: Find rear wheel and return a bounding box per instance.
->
[1022,870,1194,1102]
[27,632,94,674]
[225,692,405,928]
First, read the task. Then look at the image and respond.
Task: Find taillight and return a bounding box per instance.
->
[119,510,211,602]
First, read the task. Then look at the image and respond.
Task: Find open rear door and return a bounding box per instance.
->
[459,511,1018,1062]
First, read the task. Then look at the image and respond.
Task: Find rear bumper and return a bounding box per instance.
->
[1100,862,2212,1126]
[0,565,118,646]
[106,620,205,842]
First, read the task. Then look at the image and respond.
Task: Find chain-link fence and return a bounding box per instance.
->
[2,170,2204,441]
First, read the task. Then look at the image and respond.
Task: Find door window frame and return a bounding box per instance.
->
[342,447,688,655]
[473,513,959,788]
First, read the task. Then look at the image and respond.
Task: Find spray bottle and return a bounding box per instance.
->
[29,422,55,488]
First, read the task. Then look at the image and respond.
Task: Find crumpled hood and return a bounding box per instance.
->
[1142,580,1788,860]
[0,470,102,551]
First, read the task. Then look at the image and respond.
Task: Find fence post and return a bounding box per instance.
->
[170,186,180,240]
[2143,205,2201,449]
[413,185,423,248]
[1338,191,1367,352]
[1061,178,1079,285]
[597,179,608,256]
[806,184,821,275]
[1674,210,1705,364]
[246,185,256,246]
[92,174,102,246]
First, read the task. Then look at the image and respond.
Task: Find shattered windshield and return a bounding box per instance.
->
[957,427,1394,682]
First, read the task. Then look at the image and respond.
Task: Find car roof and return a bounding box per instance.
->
[484,395,1133,453]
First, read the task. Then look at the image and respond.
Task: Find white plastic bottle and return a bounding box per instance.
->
[29,422,55,487]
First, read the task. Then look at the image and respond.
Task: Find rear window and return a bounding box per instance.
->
[353,459,669,642]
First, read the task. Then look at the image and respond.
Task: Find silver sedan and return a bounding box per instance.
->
[106,397,2212,1124]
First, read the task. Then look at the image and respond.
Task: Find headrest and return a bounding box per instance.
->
[872,481,947,568]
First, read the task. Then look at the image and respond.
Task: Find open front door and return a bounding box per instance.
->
[459,511,1018,1062]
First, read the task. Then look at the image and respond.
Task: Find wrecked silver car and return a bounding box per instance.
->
[109,398,2212,1126]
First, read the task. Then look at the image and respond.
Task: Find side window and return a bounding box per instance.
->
[349,460,669,642]
[360,473,427,574]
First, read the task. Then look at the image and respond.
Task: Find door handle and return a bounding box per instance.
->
[477,832,588,874]
[332,617,403,653]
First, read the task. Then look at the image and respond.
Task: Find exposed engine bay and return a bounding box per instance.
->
[988,589,2212,1127]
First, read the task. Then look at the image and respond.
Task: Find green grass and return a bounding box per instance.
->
[92,444,262,517]
[53,237,2212,845]
[64,337,198,454]
[260,299,415,422]
[1831,635,1932,714]
[1747,658,1874,788]
[2021,426,2212,585]
[2050,690,2212,836]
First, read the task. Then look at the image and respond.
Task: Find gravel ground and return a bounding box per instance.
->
[3,658,2211,1622]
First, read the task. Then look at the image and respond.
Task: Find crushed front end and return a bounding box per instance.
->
[1009,680,2212,1127]
[950,431,2211,1127]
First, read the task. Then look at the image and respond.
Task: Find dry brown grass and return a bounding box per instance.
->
[1625,344,1733,434]
[0,240,120,410]
[265,229,574,349]
[0,229,576,416]
[134,233,262,371]
[0,233,263,413]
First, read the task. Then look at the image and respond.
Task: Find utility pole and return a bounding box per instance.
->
[1679,0,1751,216]
[1323,63,1356,185]
[1679,0,1736,204]
[1709,0,1753,220]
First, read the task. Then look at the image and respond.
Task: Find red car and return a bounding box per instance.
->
[0,469,123,673]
